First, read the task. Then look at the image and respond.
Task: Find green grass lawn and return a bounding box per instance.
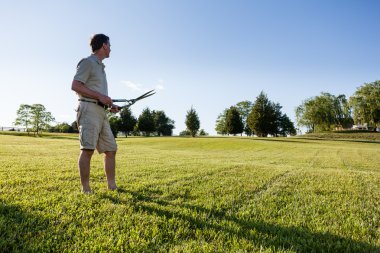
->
[0,134,379,252]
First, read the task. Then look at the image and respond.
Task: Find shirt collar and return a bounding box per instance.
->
[90,54,105,67]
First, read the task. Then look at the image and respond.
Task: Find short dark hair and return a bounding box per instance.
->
[90,34,109,52]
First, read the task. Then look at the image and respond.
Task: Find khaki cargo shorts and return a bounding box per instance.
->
[76,102,117,153]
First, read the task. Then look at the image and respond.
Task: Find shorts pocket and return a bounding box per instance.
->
[75,104,81,125]
[76,102,89,125]
[79,125,95,149]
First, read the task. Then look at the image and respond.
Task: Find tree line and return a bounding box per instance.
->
[12,81,379,137]
[215,91,297,137]
[14,105,176,137]
[296,81,380,132]
[13,104,207,137]
[108,106,208,137]
[215,80,380,136]
[107,107,175,137]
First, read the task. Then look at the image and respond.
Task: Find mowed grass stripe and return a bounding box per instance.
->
[0,134,379,252]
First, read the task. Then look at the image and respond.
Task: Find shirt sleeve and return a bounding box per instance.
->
[73,58,91,84]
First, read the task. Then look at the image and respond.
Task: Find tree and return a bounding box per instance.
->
[296,99,316,132]
[296,92,353,132]
[215,109,228,135]
[334,95,354,129]
[179,129,191,136]
[235,101,254,136]
[152,110,175,136]
[137,108,155,136]
[30,104,55,136]
[271,102,283,137]
[119,107,137,137]
[14,104,32,134]
[50,122,73,133]
[247,92,276,137]
[225,106,244,135]
[278,114,297,136]
[132,125,141,136]
[71,121,79,133]
[198,129,209,136]
[350,81,380,127]
[185,107,200,137]
[108,115,121,138]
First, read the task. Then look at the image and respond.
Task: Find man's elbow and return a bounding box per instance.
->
[71,80,81,92]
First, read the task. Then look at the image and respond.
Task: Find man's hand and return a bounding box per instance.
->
[109,104,120,113]
[98,95,113,107]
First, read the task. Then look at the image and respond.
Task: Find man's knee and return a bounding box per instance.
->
[81,149,95,158]
[104,151,116,159]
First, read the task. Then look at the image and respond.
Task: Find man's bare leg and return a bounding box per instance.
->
[104,151,117,190]
[78,149,94,193]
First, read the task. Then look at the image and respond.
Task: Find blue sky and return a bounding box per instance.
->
[1,0,379,135]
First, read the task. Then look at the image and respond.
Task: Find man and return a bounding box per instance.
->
[71,34,119,193]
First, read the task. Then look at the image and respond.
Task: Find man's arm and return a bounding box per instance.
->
[71,80,113,106]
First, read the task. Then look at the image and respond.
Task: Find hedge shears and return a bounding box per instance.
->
[112,89,156,110]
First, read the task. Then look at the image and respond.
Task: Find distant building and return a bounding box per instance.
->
[0,126,27,132]
[352,123,375,131]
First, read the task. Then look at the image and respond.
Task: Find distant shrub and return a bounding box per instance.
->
[179,130,191,136]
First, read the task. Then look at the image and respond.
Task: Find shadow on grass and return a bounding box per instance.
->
[0,131,79,141]
[294,137,380,144]
[240,136,380,145]
[197,135,380,145]
[0,200,49,252]
[102,188,379,253]
[194,135,327,145]
[39,134,78,141]
[240,137,326,145]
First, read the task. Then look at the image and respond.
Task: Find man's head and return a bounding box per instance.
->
[90,34,111,58]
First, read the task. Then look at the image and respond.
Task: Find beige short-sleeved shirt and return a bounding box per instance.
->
[74,54,108,100]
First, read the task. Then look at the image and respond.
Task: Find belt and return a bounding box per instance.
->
[78,99,109,109]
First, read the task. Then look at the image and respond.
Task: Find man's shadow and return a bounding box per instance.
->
[103,187,379,253]
[0,200,50,252]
